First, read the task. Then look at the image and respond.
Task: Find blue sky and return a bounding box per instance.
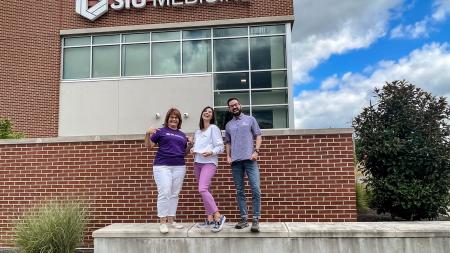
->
[291,0,450,129]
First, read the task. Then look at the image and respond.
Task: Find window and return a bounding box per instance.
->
[61,24,289,129]
[63,47,90,79]
[214,72,249,90]
[122,44,150,76]
[250,36,286,70]
[213,38,248,71]
[251,89,288,105]
[152,42,180,75]
[253,106,288,129]
[214,91,250,107]
[251,71,287,89]
[92,45,120,78]
[182,40,211,73]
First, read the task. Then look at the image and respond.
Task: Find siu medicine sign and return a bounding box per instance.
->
[76,0,247,21]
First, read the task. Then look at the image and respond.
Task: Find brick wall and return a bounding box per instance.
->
[0,130,356,247]
[0,1,293,138]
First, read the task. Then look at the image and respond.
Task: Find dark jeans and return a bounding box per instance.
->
[231,159,261,219]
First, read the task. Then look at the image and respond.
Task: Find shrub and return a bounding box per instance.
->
[0,118,24,139]
[353,80,450,220]
[15,201,87,253]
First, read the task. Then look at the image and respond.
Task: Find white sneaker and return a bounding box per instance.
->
[168,222,184,229]
[159,223,168,234]
[211,215,226,233]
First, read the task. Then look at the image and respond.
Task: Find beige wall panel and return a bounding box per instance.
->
[118,76,213,134]
[59,76,212,136]
[59,81,119,136]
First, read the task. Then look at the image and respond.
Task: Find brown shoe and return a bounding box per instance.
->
[234,218,248,229]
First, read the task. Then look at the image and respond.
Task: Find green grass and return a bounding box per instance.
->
[14,201,87,253]
[356,182,371,213]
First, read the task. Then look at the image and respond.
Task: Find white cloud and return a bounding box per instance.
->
[292,0,403,84]
[390,0,450,39]
[432,0,450,21]
[390,19,430,39]
[294,43,450,129]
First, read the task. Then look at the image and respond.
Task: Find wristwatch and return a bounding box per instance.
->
[254,149,260,154]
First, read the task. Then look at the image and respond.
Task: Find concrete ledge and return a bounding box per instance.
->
[93,222,450,253]
[0,128,353,145]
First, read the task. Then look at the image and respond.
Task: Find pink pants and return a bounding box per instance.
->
[194,163,218,215]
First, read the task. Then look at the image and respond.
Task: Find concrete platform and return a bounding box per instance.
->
[93,222,450,253]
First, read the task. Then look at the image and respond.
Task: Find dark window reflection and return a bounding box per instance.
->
[214,38,248,71]
[252,110,273,129]
[252,106,288,129]
[250,36,285,70]
[251,71,287,89]
[215,107,250,130]
[214,72,249,90]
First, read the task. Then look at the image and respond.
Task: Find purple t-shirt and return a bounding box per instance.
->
[150,127,188,166]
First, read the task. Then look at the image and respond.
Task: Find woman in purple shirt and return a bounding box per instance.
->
[144,108,192,234]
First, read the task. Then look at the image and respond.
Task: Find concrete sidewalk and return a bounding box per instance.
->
[93,221,450,253]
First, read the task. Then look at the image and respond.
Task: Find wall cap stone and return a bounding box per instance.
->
[0,128,353,145]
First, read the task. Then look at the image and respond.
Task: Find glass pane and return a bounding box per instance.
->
[64,37,90,47]
[122,44,150,76]
[214,107,250,130]
[152,42,180,75]
[252,106,288,129]
[93,35,120,44]
[214,91,249,107]
[214,72,249,90]
[123,33,150,43]
[152,31,179,41]
[213,27,247,37]
[250,36,285,70]
[182,40,211,73]
[183,29,211,39]
[251,89,288,105]
[250,25,285,35]
[251,71,287,88]
[92,45,120,77]
[63,47,90,79]
[214,38,248,71]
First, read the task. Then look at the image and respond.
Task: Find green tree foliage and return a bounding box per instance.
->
[0,118,24,139]
[353,80,450,220]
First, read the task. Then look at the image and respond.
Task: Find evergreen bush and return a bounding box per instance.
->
[353,80,450,220]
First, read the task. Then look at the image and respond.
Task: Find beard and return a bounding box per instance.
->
[232,108,242,116]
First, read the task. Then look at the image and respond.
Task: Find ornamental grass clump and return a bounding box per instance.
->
[15,201,87,253]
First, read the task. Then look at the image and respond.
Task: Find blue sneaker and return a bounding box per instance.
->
[196,220,214,229]
[211,215,226,233]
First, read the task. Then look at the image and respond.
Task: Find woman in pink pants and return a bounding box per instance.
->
[192,106,226,232]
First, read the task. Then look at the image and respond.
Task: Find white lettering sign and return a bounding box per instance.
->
[76,0,246,21]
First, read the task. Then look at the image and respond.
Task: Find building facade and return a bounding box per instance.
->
[1,0,294,137]
[0,2,359,248]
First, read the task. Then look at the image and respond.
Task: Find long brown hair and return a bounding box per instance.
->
[164,108,182,129]
[199,106,215,130]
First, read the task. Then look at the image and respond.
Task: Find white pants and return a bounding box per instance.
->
[153,165,186,218]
